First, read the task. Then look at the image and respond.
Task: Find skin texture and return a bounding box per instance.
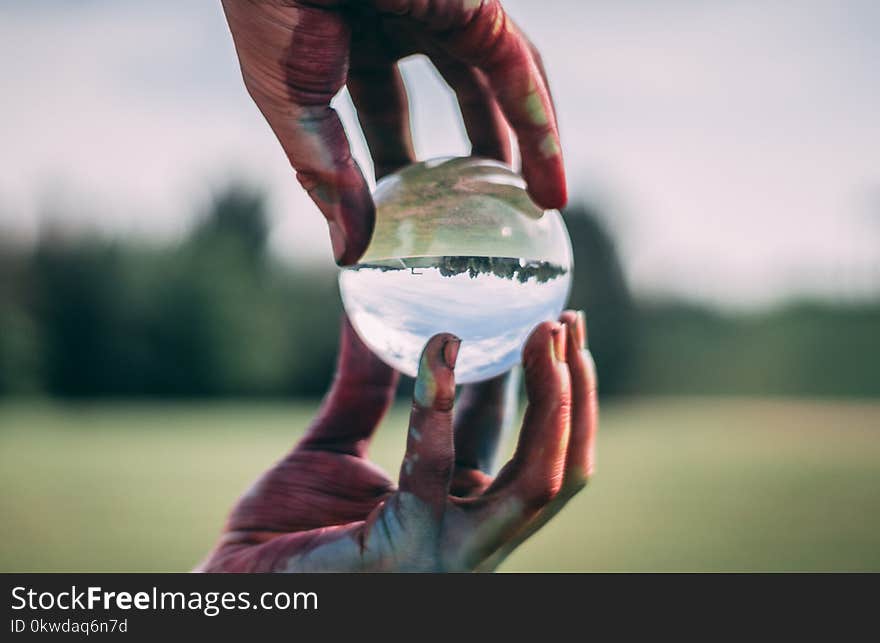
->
[198,310,597,572]
[221,0,567,264]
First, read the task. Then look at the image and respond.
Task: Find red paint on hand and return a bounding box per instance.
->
[199,310,597,573]
[221,0,567,265]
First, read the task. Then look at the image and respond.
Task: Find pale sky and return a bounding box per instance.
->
[1,0,878,307]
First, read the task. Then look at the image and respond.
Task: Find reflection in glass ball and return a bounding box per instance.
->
[339,157,573,384]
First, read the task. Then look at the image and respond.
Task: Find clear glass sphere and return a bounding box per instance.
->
[339,157,573,384]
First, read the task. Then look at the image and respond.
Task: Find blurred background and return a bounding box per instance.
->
[1,0,878,571]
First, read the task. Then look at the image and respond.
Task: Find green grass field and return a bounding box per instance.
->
[1,398,878,572]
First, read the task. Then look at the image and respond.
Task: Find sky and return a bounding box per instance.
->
[1,0,878,307]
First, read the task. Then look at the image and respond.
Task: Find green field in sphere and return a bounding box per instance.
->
[360,157,572,267]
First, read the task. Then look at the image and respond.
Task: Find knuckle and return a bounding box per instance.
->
[433,391,455,413]
[524,375,567,409]
[420,453,454,482]
[557,389,573,413]
[460,0,491,26]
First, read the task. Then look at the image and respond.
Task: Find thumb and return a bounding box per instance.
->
[398,333,460,512]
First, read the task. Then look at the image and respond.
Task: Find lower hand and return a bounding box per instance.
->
[199,310,596,572]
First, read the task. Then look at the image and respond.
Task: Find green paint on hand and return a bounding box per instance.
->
[312,182,339,205]
[539,133,560,158]
[413,356,437,407]
[524,89,549,127]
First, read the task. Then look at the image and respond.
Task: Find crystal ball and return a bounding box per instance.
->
[339,157,573,384]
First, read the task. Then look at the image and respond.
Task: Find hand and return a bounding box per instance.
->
[221,0,567,265]
[198,310,596,572]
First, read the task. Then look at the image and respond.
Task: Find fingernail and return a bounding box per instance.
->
[443,337,461,369]
[551,324,567,363]
[566,316,579,352]
[327,219,347,263]
[576,310,587,349]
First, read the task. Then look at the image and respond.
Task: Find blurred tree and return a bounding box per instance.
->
[0,245,43,394]
[21,185,341,399]
[2,184,878,402]
[191,185,269,263]
[563,204,636,396]
[633,300,880,397]
[30,239,136,396]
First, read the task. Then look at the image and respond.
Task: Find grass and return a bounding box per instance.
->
[1,397,878,572]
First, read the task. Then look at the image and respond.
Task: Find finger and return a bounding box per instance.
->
[348,21,416,179]
[455,9,565,209]
[371,0,566,209]
[299,315,399,456]
[452,369,519,495]
[431,55,512,163]
[505,321,571,505]
[475,313,593,570]
[559,310,598,486]
[484,321,571,509]
[526,39,559,134]
[222,1,373,265]
[398,333,460,512]
[453,322,570,567]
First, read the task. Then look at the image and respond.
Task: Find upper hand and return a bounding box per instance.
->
[221,0,567,264]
